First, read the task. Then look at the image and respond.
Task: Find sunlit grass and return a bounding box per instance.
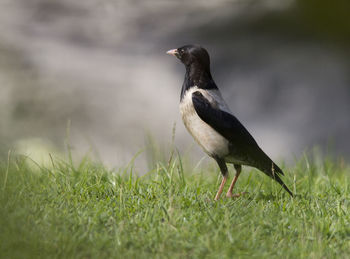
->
[0,151,349,258]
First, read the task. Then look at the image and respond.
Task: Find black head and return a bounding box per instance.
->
[167,44,217,98]
[166,45,210,70]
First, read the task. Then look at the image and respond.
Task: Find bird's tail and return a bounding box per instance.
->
[258,157,294,197]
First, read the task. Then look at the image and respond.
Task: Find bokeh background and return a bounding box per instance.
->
[1,0,350,171]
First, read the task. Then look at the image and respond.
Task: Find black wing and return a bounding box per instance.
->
[192,91,294,196]
[191,91,259,151]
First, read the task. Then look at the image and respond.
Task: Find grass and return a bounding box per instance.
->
[0,151,349,259]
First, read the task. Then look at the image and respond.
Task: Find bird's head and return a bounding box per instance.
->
[166,45,210,70]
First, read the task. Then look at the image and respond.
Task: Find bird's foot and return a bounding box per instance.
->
[226,192,248,198]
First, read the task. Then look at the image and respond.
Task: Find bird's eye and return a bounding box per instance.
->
[180,49,184,53]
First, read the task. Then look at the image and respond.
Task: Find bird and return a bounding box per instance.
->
[166,44,293,200]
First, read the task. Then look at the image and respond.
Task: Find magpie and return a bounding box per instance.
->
[166,44,293,200]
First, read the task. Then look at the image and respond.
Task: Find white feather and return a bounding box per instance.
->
[179,86,231,158]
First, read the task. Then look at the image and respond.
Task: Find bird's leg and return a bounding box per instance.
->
[226,164,242,198]
[215,176,227,201]
[214,158,228,201]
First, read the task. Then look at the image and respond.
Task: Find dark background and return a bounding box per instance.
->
[1,0,349,170]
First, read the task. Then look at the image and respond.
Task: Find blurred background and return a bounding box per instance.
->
[1,0,349,171]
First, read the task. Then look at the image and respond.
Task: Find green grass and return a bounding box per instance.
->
[0,152,349,259]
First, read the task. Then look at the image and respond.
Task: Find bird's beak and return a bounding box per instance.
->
[166,49,179,58]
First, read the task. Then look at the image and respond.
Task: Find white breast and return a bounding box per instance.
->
[179,87,230,158]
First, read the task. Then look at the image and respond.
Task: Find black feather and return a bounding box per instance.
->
[192,91,258,149]
[192,91,293,196]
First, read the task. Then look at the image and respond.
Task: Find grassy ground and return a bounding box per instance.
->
[0,152,349,259]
